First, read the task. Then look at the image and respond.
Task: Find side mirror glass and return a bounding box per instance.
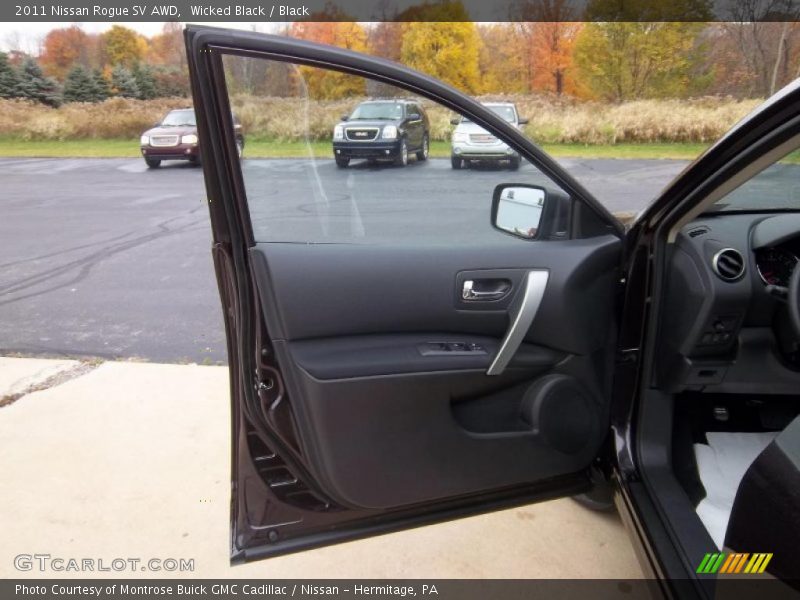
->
[450,117,460,126]
[492,185,545,239]
[341,114,349,121]
[408,112,420,120]
[518,117,529,125]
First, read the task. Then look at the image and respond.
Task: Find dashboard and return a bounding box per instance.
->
[658,212,800,395]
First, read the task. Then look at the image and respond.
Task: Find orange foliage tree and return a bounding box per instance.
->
[40,25,91,79]
[147,22,186,70]
[530,22,583,96]
[289,20,368,98]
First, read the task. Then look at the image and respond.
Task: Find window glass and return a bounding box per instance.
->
[461,105,517,124]
[222,54,571,245]
[349,102,404,120]
[161,109,196,127]
[710,155,800,213]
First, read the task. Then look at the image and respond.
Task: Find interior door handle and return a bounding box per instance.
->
[462,279,510,301]
[486,270,549,376]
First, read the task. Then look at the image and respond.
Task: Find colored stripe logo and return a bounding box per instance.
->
[697,552,773,574]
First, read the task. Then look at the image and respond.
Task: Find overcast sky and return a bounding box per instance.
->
[0,22,283,53]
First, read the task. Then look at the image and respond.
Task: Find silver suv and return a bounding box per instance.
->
[450,102,528,170]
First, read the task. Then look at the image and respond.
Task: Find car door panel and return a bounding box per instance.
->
[249,237,619,510]
[251,239,619,353]
[186,26,624,559]
[282,368,602,509]
[287,335,564,380]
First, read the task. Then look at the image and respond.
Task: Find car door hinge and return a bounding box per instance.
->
[616,348,639,365]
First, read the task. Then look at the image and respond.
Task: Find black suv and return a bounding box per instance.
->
[332,99,430,168]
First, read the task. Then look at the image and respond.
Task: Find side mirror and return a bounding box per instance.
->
[450,117,460,125]
[341,114,349,121]
[518,117,529,125]
[408,112,420,120]
[492,185,545,239]
[491,184,571,240]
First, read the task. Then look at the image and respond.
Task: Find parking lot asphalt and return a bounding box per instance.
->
[0,156,687,362]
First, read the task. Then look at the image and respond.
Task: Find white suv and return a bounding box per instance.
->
[450,102,528,170]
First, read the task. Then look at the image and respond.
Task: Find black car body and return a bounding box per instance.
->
[332,99,430,167]
[186,26,800,596]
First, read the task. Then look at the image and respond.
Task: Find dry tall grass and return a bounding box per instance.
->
[0,97,190,141]
[0,95,762,144]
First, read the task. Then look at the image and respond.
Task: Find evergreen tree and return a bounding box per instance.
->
[132,62,157,99]
[111,65,139,98]
[15,57,61,106]
[90,69,110,102]
[62,65,97,102]
[0,51,20,99]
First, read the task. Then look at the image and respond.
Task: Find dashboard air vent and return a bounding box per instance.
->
[712,248,745,282]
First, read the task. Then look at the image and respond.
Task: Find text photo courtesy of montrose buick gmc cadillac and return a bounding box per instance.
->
[140,108,244,168]
[332,98,430,168]
[451,102,528,170]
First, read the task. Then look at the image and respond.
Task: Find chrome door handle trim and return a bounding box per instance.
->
[486,270,549,376]
[462,280,507,301]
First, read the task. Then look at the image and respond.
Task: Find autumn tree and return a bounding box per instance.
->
[151,67,190,97]
[102,25,147,68]
[574,22,710,101]
[477,24,527,94]
[368,22,403,61]
[290,20,368,99]
[365,22,404,96]
[401,22,482,93]
[0,51,20,98]
[715,0,800,97]
[40,25,90,79]
[529,22,582,95]
[147,22,187,71]
[507,1,583,95]
[15,57,61,106]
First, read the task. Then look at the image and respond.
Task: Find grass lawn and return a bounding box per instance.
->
[0,138,141,158]
[0,137,740,162]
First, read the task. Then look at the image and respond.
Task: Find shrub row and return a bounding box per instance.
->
[0,95,761,144]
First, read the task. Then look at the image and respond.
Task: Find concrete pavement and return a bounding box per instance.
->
[0,356,644,579]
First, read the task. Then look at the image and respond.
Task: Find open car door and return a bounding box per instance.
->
[185,25,627,563]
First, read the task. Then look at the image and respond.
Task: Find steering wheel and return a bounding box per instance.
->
[790,266,800,339]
